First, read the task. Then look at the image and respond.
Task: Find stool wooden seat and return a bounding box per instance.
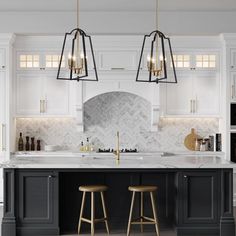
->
[79,185,108,192]
[78,185,110,236]
[127,186,160,236]
[128,186,157,192]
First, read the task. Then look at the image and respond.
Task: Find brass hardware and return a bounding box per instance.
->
[190,100,193,113]
[68,54,85,75]
[43,100,46,113]
[147,57,164,77]
[193,100,196,113]
[1,65,5,69]
[184,175,187,178]
[231,66,234,69]
[232,85,235,99]
[40,100,43,113]
[48,175,52,178]
[113,131,120,163]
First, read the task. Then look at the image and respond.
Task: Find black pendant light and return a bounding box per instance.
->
[57,0,98,82]
[136,0,177,84]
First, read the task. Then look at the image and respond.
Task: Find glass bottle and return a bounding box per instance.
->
[18,133,24,151]
[31,137,35,151]
[25,136,30,151]
[37,140,41,151]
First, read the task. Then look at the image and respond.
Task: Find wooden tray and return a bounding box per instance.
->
[184,128,201,151]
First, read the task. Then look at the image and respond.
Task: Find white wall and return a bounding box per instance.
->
[1,11,236,35]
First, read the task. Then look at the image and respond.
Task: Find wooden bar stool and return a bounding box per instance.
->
[127,186,160,236]
[78,185,110,236]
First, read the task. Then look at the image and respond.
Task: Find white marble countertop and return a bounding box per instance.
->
[0,152,233,169]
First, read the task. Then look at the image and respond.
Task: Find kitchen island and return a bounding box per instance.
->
[1,153,235,236]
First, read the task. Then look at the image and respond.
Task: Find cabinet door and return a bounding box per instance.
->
[18,171,58,226]
[231,72,236,101]
[0,49,6,70]
[16,74,43,115]
[0,71,6,156]
[193,74,220,115]
[230,49,236,71]
[43,77,71,116]
[166,75,193,115]
[98,50,138,71]
[181,171,218,224]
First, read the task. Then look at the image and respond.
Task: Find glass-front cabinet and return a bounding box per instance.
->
[163,51,220,117]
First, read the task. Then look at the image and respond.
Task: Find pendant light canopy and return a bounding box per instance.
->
[57,0,98,82]
[136,0,177,84]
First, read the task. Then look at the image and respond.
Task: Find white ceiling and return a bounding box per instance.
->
[0,0,236,12]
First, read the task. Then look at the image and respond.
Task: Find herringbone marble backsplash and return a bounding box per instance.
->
[16,92,219,152]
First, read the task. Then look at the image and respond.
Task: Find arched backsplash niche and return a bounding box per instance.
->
[16,91,219,152]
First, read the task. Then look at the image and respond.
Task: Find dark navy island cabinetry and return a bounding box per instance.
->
[2,168,235,236]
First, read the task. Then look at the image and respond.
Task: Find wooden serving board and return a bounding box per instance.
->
[184,128,201,151]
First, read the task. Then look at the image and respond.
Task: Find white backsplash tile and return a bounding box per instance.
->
[16,92,219,152]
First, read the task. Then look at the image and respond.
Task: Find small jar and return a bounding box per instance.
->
[200,140,206,151]
[195,138,202,151]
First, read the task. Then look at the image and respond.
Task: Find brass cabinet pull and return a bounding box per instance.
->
[193,100,196,113]
[190,100,193,113]
[43,100,47,113]
[40,100,44,113]
[232,85,235,99]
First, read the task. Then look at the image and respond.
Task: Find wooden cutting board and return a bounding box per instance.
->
[184,128,201,151]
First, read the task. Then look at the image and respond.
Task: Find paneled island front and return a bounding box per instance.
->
[1,153,235,236]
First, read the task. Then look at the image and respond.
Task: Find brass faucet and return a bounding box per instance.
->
[114,131,120,163]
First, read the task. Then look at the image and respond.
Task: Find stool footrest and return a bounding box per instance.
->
[81,217,108,224]
[131,216,157,225]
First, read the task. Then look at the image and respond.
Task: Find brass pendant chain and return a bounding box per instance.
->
[156,0,159,69]
[77,0,80,58]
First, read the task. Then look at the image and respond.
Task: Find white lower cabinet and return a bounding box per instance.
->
[16,73,71,117]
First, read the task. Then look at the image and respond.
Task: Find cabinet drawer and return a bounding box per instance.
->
[98,50,138,71]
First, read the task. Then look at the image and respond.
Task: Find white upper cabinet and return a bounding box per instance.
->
[17,51,64,72]
[165,75,193,115]
[16,74,71,117]
[230,49,236,70]
[0,49,6,157]
[0,49,6,70]
[43,77,70,116]
[16,74,42,115]
[98,50,138,71]
[164,51,220,117]
[231,72,236,101]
